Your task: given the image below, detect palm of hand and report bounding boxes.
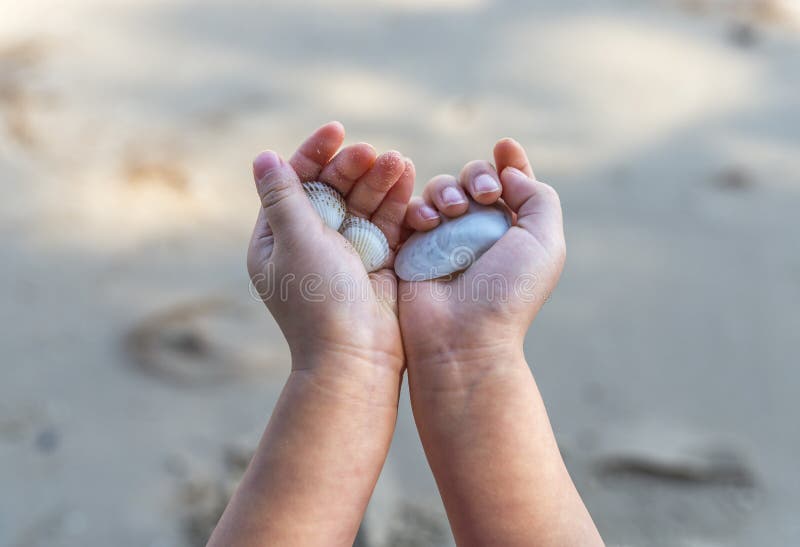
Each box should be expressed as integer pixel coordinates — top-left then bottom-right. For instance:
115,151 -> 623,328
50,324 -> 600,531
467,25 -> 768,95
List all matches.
248,123 -> 413,371
264,229 -> 403,366
397,139 -> 565,369
398,225 -> 562,362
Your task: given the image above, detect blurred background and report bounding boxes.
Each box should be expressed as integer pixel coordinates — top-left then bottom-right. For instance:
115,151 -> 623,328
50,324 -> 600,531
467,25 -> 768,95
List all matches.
1,0 -> 799,545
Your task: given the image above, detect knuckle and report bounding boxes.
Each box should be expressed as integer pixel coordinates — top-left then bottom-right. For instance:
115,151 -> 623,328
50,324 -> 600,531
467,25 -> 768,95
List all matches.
330,160 -> 350,183
461,159 -> 494,178
423,175 -> 454,197
375,207 -> 404,227
464,159 -> 492,171
430,174 -> 456,187
260,178 -> 295,209
405,203 -> 425,224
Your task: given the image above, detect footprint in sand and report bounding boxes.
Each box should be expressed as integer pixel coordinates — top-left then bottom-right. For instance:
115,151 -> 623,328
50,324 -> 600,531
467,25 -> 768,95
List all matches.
124,297 -> 288,386
677,0 -> 800,27
713,166 -> 756,191
176,439 -> 447,547
383,501 -> 449,547
590,425 -> 759,544
179,449 -> 244,547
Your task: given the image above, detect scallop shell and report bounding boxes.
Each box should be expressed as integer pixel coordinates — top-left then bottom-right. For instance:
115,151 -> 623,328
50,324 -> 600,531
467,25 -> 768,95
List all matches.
339,215 -> 390,273
395,201 -> 511,281
302,181 -> 346,231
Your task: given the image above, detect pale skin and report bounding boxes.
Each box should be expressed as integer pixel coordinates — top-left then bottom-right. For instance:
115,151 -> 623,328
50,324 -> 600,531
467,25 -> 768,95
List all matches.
401,144 -> 603,546
207,122 -> 603,546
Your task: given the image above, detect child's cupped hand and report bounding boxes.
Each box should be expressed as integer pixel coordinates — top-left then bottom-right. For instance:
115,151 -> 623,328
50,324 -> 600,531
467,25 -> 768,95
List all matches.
248,124 -> 566,389
398,138 -> 566,390
247,122 -> 414,375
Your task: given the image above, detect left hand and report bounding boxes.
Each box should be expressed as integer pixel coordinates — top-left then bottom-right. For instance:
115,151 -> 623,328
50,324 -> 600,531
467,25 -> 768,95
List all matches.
398,138 -> 566,388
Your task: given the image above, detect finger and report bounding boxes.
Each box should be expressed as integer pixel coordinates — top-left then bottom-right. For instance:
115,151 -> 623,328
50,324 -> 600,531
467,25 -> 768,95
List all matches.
458,159 -> 503,205
317,142 -> 377,195
404,196 -> 441,232
288,121 -> 346,182
253,150 -> 321,245
346,150 -> 406,217
493,137 -> 534,179
422,174 -> 468,217
500,166 -> 564,253
460,168 -> 564,301
371,158 -> 415,250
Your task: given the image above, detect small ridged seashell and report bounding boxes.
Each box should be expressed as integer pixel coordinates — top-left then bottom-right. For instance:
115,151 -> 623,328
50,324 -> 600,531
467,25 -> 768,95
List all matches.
395,201 -> 511,281
339,215 -> 390,273
302,181 -> 346,231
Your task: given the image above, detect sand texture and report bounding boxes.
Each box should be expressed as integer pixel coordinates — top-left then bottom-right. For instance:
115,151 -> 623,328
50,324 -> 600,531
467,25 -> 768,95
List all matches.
1,1 -> 799,545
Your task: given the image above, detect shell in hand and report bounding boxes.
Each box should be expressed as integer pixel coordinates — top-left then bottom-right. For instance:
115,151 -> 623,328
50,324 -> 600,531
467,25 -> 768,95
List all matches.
303,181 -> 346,231
395,202 -> 511,281
339,215 -> 391,273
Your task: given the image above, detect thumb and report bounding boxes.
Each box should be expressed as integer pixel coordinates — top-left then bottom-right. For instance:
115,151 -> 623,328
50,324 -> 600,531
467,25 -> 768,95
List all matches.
499,166 -> 565,255
252,150 -> 319,244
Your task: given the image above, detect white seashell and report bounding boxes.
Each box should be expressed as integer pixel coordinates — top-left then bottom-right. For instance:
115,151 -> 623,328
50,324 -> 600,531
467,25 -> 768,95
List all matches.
302,181 -> 346,231
395,201 -> 511,281
339,215 -> 390,273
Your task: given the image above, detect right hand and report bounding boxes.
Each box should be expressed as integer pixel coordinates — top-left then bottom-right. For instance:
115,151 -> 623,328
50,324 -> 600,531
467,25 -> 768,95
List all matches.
247,122 -> 414,376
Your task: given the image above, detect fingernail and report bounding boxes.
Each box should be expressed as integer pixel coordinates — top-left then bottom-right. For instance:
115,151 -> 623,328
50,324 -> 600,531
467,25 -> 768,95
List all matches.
473,173 -> 501,195
441,186 -> 466,206
419,205 -> 439,221
253,151 -> 281,181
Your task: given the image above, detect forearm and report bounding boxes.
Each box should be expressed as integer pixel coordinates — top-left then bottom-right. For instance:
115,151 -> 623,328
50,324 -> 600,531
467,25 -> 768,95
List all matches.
408,353 -> 602,547
209,356 -> 401,547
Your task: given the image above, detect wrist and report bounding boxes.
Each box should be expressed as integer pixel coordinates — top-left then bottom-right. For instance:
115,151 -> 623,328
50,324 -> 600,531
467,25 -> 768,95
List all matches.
288,328 -> 404,373
406,342 -> 528,398
289,348 -> 404,408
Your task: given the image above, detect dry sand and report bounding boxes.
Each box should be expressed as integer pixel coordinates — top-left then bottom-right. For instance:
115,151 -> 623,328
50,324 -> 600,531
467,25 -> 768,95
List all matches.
1,0 -> 799,545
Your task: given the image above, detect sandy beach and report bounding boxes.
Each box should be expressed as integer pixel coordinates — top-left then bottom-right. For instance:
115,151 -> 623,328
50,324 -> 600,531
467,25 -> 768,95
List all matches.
1,1 -> 799,545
